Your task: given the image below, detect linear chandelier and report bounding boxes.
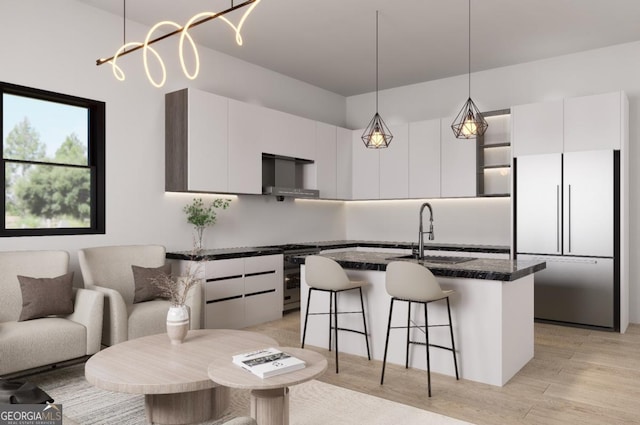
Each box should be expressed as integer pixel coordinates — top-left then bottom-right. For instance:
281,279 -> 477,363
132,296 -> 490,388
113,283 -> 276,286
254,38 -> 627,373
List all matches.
96,0 -> 261,88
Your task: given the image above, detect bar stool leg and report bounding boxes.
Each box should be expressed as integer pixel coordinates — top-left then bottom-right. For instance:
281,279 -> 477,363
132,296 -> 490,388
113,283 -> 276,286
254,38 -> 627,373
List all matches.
380,297 -> 395,385
333,291 -> 339,373
301,287 -> 313,349
424,302 -> 432,397
446,297 -> 459,380
358,287 -> 371,360
328,289 -> 333,353
405,301 -> 411,368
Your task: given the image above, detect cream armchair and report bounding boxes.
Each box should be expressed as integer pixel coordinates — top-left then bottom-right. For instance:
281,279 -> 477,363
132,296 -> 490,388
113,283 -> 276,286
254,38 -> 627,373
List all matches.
0,250 -> 104,376
78,245 -> 202,346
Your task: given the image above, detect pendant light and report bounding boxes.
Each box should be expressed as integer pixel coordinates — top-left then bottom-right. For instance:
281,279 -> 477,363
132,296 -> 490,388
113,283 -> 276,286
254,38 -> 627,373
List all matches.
361,10 -> 393,149
451,0 -> 488,139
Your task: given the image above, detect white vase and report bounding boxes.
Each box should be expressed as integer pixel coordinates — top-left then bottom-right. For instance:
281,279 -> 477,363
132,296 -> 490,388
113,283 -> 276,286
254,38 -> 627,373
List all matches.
166,305 -> 190,345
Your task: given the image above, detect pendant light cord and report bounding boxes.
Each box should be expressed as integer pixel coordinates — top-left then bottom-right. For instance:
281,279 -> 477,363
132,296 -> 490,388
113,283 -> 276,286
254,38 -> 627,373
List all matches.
123,0 -> 126,49
468,0 -> 471,98
376,10 -> 379,113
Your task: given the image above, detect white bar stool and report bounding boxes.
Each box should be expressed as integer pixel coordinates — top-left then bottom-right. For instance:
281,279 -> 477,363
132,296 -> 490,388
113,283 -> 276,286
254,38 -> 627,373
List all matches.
380,261 -> 459,397
301,255 -> 371,373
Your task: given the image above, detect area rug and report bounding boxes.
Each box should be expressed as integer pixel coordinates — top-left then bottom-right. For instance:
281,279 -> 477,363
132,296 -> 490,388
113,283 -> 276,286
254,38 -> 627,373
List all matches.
29,364 -> 473,425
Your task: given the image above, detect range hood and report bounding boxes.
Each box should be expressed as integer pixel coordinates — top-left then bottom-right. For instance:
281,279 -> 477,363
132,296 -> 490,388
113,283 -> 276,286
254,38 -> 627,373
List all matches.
262,153 -> 319,200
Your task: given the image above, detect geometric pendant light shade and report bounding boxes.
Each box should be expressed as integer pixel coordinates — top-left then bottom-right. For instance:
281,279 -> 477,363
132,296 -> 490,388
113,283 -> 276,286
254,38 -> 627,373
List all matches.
362,10 -> 393,148
451,97 -> 488,139
362,112 -> 393,148
451,0 -> 488,139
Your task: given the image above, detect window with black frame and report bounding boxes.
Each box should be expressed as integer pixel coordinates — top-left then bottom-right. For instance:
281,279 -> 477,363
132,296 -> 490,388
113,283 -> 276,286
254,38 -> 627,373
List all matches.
0,82 -> 105,236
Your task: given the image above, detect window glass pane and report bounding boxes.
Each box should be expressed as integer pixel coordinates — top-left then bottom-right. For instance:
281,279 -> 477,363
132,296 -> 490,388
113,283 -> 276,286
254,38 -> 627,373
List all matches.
5,162 -> 91,229
2,93 -> 88,166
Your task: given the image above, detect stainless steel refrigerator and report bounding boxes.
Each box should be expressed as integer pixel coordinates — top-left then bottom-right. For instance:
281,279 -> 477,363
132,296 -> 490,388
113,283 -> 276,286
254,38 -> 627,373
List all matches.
515,150 -> 619,329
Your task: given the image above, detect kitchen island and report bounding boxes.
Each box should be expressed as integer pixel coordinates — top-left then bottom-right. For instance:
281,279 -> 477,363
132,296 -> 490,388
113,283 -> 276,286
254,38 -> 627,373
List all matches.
291,251 -> 546,387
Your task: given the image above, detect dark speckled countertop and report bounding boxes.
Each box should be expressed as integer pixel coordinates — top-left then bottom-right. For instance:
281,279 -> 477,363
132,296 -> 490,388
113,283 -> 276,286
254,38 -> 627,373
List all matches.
288,251 -> 546,282
166,240 -> 510,261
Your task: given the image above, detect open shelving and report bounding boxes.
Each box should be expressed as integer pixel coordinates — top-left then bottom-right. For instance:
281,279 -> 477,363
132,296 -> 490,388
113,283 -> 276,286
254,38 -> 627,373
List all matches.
477,109 -> 511,197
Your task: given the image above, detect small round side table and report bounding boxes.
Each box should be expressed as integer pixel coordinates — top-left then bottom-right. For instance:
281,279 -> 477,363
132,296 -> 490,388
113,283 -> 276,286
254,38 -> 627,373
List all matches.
208,347 -> 328,425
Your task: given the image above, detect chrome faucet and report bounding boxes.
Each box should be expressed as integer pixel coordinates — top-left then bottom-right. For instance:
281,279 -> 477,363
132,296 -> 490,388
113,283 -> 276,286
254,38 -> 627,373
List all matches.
418,202 -> 434,260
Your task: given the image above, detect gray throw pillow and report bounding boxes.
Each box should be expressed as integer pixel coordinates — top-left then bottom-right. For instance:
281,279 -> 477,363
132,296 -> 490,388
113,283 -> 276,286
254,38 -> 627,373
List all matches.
17,272 -> 75,321
132,263 -> 172,303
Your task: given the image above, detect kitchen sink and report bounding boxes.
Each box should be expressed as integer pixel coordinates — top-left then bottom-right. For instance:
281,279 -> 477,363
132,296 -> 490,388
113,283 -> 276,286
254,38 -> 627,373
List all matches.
387,254 -> 476,264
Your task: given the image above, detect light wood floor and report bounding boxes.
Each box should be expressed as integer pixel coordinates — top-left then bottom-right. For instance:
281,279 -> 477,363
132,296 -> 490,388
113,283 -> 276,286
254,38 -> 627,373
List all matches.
246,311 -> 640,425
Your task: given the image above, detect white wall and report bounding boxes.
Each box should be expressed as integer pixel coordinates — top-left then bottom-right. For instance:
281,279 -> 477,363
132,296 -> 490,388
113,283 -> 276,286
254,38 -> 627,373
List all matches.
0,1 -> 346,277
346,41 -> 640,323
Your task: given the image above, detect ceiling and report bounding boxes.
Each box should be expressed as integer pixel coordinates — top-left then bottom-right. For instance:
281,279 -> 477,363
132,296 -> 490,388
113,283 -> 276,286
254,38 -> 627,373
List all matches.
79,0 -> 640,97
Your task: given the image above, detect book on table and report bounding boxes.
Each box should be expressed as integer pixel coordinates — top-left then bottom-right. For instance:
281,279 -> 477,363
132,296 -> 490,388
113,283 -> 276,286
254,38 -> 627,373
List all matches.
232,347 -> 306,378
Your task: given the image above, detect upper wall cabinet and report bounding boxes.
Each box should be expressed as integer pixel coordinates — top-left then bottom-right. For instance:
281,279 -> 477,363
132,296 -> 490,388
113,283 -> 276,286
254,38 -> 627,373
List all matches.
350,124 -> 409,200
511,100 -> 563,156
228,99 -> 316,195
440,118 -> 476,198
167,88 -> 320,196
228,99 -> 263,194
336,127 -> 353,200
351,130 -> 380,200
564,92 -> 624,152
408,119 -> 441,198
165,88 -> 229,193
261,106 -> 315,160
379,124 -> 409,199
512,91 -> 627,156
314,122 -> 338,199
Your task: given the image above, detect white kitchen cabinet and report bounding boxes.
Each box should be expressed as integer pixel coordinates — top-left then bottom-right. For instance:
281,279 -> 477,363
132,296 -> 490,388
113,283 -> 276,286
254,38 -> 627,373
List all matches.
203,258 -> 245,329
199,254 -> 283,329
351,130 -> 380,200
165,88 -> 229,193
227,99 -> 262,194
314,122 -> 337,199
286,113 -> 316,160
244,255 -> 282,327
440,118 -> 476,197
408,118 -> 441,198
379,124 -> 409,199
564,92 -> 623,152
262,107 -> 315,160
336,127 -> 353,199
511,100 -> 563,156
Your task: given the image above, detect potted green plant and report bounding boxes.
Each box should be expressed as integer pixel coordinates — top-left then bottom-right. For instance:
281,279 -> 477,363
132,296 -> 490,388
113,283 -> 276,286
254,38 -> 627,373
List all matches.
183,197 -> 231,250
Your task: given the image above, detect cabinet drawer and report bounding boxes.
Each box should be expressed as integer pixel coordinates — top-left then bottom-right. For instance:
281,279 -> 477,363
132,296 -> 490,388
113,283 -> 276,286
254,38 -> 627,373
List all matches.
205,258 -> 244,280
245,291 -> 281,328
245,273 -> 278,296
205,297 -> 244,329
244,254 -> 282,274
204,277 -> 243,301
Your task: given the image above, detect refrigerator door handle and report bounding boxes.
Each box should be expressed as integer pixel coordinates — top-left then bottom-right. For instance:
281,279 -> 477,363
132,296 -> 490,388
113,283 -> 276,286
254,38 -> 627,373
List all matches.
567,184 -> 572,253
556,185 -> 560,253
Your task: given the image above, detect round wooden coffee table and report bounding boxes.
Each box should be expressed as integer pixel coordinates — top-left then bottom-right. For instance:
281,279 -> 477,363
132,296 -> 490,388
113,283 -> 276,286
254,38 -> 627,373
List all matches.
85,329 -> 278,425
208,347 -> 327,425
